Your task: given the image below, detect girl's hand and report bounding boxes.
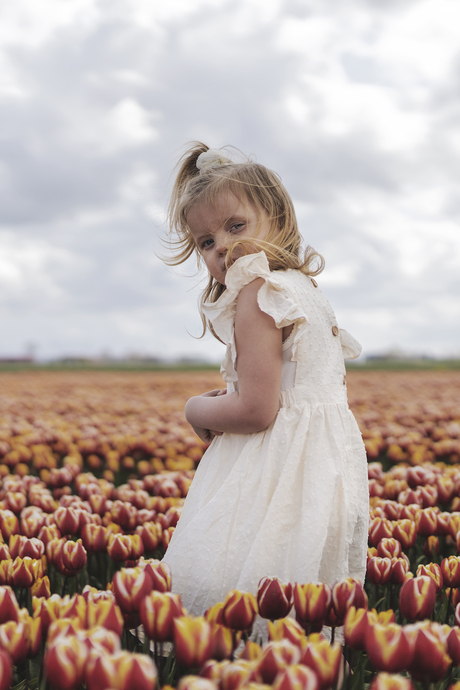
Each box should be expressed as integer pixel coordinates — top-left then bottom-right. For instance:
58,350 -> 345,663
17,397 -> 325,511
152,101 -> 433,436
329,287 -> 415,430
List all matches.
186,390 -> 226,442
200,389 -> 227,397
190,424 -> 223,443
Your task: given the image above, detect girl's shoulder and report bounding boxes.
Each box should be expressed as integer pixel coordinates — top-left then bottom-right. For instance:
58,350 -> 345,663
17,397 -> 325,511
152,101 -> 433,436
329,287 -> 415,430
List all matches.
225,252 -> 312,294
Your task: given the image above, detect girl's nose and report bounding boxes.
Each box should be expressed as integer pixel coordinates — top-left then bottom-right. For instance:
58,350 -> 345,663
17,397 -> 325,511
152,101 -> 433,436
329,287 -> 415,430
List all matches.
214,232 -> 228,255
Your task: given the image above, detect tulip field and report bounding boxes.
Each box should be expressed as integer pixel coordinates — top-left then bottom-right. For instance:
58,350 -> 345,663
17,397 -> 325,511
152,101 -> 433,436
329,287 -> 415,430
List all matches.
0,369 -> 460,690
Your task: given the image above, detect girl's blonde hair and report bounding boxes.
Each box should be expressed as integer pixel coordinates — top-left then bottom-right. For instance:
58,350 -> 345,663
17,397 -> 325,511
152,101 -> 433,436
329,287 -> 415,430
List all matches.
166,142 -> 324,339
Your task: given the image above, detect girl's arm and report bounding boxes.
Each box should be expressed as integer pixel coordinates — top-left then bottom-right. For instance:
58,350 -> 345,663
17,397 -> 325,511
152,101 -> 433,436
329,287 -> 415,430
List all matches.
185,278 -> 283,435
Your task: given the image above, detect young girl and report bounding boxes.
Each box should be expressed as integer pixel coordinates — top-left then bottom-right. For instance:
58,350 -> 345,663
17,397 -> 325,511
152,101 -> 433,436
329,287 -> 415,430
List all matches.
163,143 -> 369,620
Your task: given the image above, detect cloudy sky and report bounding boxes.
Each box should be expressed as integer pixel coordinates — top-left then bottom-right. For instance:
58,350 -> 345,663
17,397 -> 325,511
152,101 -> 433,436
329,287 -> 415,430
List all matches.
1,0 -> 459,362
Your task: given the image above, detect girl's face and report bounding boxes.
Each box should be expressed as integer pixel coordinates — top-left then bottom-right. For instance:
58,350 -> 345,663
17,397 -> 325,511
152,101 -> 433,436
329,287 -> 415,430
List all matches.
187,191 -> 270,285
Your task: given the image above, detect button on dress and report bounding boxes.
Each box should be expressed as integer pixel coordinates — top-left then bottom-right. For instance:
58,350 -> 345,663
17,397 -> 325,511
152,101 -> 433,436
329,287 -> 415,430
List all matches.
163,251 -> 369,617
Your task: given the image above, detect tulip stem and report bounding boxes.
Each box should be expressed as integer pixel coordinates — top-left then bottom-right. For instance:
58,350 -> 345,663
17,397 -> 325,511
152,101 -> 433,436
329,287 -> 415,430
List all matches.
446,586 -> 453,624
159,642 -> 164,682
27,586 -> 32,616
88,551 -> 92,585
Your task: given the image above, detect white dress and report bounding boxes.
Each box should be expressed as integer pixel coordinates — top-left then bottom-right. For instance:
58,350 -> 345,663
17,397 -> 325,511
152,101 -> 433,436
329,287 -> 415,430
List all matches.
164,252 -> 369,616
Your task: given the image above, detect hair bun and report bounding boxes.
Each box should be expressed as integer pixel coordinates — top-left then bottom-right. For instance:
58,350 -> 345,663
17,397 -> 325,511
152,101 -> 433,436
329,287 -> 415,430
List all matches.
196,149 -> 233,172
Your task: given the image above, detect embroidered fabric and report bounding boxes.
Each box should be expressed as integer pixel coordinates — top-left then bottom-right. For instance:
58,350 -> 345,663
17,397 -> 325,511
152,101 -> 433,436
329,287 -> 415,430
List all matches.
163,252 -> 369,631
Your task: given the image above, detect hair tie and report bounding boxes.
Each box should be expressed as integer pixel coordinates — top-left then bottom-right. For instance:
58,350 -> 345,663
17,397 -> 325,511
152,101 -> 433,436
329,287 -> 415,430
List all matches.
196,149 -> 233,172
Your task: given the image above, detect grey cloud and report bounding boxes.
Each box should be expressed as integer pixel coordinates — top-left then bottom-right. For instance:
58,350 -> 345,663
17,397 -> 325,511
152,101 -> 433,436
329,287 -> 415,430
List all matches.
0,0 -> 459,359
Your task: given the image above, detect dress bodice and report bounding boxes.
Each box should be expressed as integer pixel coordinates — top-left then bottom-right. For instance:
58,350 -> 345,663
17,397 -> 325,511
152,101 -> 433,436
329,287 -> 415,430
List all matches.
201,252 -> 361,403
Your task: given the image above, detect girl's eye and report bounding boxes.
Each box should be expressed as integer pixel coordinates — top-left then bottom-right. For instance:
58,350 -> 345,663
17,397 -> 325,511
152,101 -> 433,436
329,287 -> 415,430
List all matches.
230,223 -> 244,231
201,238 -> 214,249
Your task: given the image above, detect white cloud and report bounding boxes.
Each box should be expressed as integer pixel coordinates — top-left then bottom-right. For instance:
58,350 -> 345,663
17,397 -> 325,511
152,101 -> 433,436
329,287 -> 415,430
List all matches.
0,0 -> 99,48
0,233 -> 75,301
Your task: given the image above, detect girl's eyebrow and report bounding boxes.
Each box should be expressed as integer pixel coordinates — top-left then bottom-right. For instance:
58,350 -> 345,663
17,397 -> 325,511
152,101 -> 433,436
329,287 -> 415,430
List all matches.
194,232 -> 211,245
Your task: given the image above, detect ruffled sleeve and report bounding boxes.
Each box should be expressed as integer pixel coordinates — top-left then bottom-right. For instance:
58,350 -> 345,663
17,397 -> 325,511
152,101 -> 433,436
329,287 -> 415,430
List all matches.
202,252 -> 308,344
202,252 -> 308,386
339,328 -> 362,360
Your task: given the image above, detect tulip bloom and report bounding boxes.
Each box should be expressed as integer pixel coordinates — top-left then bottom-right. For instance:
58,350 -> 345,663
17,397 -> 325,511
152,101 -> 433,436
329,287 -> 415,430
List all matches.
331,578 -> 367,626
21,510 -> 46,538
447,627 -> 460,666
449,513 -> 460,539
10,556 -> 37,588
257,577 -> 293,620
18,537 -> 45,560
200,660 -> 232,684
54,506 -> 80,536
140,558 -> 172,592
377,538 -> 402,559
47,619 -> 82,645
222,590 -> 258,632
407,621 -> 452,682
162,526 -> 175,550
45,635 -> 89,690
81,524 -> 108,553
62,540 -> 87,573
367,557 -> 392,585
112,568 -> 153,615
61,594 -> 87,626
180,676 -> 219,690
267,617 -> 306,647
344,606 -> 370,651
220,659 -> 261,690
272,664 -> 319,690
21,613 -> 42,657
174,616 -> 213,668
366,623 -> 413,673
128,533 -> 145,560
441,556 -> 460,588
86,599 -> 124,637
415,507 -> 438,537
38,524 -> 62,546
416,563 -> 443,592
435,511 -> 451,536
80,627 -> 121,656
204,601 -> 225,625
254,639 -> 300,683
46,538 -> 67,567
239,640 -> 263,661
424,536 -> 440,560
9,534 -> 28,559
0,621 -> 28,663
140,591 -> 185,642
34,593 -> 69,634
369,518 -> 393,547
137,522 -> 162,551
294,583 -> 331,633
0,586 -> 19,624
209,623 -> 234,661
390,557 -> 410,585
399,576 -> 437,622
0,510 -> 19,540
0,561 -> 12,587
300,638 -> 342,689
31,576 -> 51,599
110,500 -> 138,531
107,534 -> 132,562
392,520 -> 417,549
0,648 -> 12,690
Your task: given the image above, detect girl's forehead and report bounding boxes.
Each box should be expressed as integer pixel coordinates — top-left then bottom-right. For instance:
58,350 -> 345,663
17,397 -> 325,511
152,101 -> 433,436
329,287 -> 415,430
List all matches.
189,190 -> 250,219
